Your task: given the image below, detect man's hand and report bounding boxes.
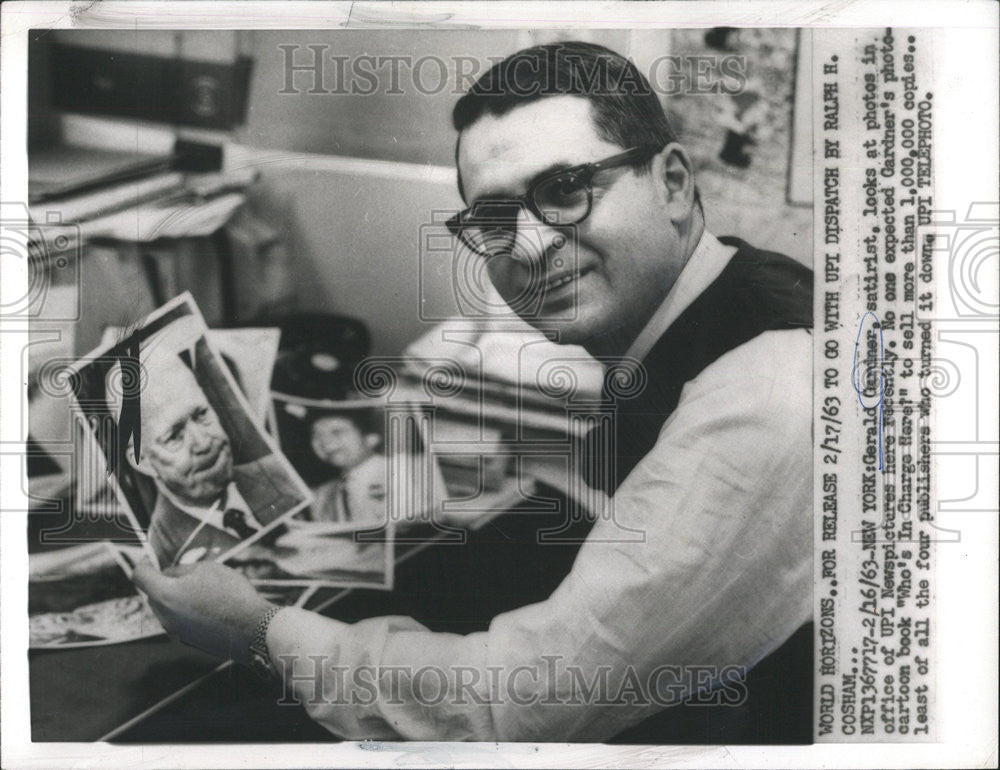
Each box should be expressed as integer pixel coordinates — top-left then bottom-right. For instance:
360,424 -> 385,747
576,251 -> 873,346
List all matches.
133,559 -> 274,665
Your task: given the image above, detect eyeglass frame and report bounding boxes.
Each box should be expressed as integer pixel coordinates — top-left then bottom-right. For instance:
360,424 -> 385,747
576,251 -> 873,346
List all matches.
446,143 -> 665,257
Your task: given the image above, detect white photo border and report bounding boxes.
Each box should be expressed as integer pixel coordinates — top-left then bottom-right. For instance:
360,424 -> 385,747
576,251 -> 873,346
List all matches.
1,3 -> 996,769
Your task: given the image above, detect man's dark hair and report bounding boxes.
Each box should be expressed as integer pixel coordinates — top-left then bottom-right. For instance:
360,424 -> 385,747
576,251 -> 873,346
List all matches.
452,41 -> 679,197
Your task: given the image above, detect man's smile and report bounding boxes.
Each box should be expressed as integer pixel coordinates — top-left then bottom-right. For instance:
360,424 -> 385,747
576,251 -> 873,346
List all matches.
533,265 -> 594,306
543,269 -> 581,292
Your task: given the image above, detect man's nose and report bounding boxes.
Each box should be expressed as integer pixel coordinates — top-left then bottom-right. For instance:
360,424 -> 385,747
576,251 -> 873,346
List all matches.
506,206 -> 567,265
187,420 -> 215,452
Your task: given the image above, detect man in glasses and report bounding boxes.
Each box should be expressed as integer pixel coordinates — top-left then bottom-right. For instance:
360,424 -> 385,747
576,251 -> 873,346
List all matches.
136,41 -> 813,743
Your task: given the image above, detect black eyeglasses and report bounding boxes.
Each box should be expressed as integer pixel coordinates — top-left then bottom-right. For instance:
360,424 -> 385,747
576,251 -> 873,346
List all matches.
446,145 -> 662,259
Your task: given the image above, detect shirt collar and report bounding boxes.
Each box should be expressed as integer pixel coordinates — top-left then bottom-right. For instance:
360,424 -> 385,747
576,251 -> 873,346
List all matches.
165,480 -> 261,533
624,230 -> 738,363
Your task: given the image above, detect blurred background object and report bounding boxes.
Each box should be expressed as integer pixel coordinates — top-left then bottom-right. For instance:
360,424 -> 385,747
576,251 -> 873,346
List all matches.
264,313 -> 371,400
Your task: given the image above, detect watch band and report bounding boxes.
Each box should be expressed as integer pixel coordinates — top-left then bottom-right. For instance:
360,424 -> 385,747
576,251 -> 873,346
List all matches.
248,605 -> 282,679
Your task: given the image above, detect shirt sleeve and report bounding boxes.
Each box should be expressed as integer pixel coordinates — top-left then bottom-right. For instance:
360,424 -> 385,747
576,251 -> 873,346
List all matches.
266,329 -> 814,742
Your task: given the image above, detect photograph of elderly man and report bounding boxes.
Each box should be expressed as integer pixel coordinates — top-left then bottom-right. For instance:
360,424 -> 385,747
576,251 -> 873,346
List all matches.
75,299 -> 310,569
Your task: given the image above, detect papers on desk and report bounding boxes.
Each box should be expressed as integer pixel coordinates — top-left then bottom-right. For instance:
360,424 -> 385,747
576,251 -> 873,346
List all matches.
77,191 -> 247,242
404,318 -> 605,398
29,171 -> 184,224
29,543 -> 317,650
28,145 -> 175,203
27,164 -> 256,245
402,318 -> 605,437
29,543 -> 164,649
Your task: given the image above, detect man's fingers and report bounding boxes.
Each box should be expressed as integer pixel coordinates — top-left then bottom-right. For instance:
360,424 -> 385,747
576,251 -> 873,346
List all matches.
132,557 -> 168,595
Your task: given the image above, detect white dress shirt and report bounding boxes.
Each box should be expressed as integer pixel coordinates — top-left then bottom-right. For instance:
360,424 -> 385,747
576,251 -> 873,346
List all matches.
266,231 -> 813,741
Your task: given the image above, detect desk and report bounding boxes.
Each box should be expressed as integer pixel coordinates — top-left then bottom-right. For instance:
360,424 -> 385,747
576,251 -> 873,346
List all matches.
29,487 -> 590,742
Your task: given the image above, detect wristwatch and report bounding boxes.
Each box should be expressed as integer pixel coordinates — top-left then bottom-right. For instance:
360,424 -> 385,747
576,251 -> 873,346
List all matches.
248,605 -> 282,681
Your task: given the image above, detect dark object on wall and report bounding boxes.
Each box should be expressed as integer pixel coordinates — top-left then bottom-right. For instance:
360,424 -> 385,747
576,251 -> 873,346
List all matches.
244,314 -> 372,401
704,27 -> 739,52
48,43 -> 253,129
719,89 -> 764,169
719,129 -> 756,168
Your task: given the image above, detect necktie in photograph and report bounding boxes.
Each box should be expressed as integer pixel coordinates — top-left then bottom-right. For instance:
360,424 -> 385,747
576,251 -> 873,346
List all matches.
338,483 -> 353,522
223,508 -> 258,539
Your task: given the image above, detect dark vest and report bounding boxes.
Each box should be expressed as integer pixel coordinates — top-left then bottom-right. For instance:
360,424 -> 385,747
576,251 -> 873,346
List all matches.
585,236 -> 813,494
600,237 -> 815,743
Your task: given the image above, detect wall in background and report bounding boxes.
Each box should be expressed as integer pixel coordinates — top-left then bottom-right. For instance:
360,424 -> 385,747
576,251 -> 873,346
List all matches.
669,27 -> 811,262
238,157 -> 463,356
239,29 -> 646,166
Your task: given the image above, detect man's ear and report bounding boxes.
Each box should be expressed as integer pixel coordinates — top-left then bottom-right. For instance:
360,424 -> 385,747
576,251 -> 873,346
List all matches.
364,434 -> 382,453
652,142 -> 697,224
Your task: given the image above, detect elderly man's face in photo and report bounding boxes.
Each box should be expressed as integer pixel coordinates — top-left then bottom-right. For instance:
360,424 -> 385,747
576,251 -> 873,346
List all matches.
138,360 -> 233,506
310,415 -> 377,472
458,95 -> 685,347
